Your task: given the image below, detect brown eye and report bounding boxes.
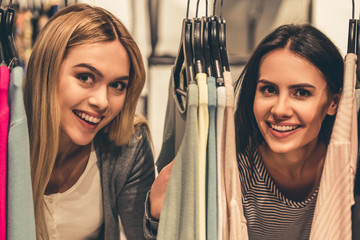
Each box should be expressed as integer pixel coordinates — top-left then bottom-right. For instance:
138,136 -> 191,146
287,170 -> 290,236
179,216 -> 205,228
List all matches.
77,73 -> 95,84
109,81 -> 127,91
260,85 -> 277,95
294,88 -> 312,98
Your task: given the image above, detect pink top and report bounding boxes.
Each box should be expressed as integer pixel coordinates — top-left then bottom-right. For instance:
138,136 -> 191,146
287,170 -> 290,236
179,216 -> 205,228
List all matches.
222,71 -> 248,240
0,65 -> 9,240
310,54 -> 358,239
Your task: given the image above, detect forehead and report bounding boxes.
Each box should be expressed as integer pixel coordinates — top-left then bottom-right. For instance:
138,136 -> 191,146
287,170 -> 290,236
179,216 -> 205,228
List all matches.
62,41 -> 130,76
258,48 -> 327,88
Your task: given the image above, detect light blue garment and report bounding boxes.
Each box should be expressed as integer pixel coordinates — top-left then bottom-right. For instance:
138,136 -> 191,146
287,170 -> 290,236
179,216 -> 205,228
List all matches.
7,66 -> 36,240
157,83 -> 199,240
206,76 -> 217,240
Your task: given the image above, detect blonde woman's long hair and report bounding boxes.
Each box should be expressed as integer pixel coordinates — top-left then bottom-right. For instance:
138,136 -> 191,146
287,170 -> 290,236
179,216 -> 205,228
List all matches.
23,4 -> 147,239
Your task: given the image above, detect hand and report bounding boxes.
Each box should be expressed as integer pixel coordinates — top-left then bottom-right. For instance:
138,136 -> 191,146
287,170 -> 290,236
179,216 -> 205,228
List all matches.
149,159 -> 175,220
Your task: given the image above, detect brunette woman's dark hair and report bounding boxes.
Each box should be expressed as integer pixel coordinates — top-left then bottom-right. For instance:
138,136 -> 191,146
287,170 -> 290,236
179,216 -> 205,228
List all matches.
234,24 -> 343,161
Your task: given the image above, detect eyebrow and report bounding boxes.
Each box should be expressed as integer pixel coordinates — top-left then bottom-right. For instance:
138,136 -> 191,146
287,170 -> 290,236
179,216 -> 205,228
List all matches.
257,79 -> 316,89
73,63 -> 130,81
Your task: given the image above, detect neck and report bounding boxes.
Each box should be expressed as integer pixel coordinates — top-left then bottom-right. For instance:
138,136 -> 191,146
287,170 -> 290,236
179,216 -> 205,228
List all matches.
259,139 -> 326,177
45,132 -> 91,195
259,140 -> 326,201
56,131 -> 91,167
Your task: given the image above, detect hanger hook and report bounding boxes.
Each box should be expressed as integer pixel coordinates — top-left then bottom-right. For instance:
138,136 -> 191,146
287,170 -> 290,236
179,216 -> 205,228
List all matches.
213,0 -> 217,16
352,0 -> 355,19
196,0 -> 200,18
206,0 -> 208,17
9,0 -> 13,7
186,0 -> 191,19
220,0 -> 223,18
196,0 -> 208,18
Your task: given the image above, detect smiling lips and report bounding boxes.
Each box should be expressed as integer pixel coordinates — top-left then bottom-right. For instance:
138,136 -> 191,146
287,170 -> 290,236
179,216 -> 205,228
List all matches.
267,122 -> 300,137
269,123 -> 299,132
73,110 -> 102,125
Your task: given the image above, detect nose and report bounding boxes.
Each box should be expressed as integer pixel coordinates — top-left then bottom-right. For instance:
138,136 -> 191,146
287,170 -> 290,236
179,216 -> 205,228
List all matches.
88,86 -> 108,113
270,94 -> 292,119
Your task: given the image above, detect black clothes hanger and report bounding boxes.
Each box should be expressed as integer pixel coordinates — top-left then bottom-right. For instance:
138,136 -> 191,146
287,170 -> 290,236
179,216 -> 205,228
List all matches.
218,0 -> 230,72
347,19 -> 358,54
203,15 -> 213,77
347,0 -> 360,87
210,16 -> 223,85
201,0 -> 213,77
173,0 -> 195,105
3,0 -> 19,68
209,0 -> 224,86
193,0 -> 204,75
348,0 -> 360,88
348,0 -> 358,54
0,0 -> 6,65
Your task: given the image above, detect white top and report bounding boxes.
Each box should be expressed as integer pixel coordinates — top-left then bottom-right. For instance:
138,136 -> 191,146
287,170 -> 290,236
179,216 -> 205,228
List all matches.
44,144 -> 103,240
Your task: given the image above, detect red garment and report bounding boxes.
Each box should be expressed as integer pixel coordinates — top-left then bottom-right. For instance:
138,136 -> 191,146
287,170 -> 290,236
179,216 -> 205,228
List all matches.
0,65 -> 10,240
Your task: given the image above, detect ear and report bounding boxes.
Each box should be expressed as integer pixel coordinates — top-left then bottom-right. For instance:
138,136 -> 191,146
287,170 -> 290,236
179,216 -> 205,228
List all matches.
326,92 -> 341,116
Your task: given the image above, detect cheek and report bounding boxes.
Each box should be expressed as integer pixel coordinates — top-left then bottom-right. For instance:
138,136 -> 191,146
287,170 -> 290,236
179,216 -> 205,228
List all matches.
295,98 -> 330,124
253,95 -> 268,123
109,93 -> 127,118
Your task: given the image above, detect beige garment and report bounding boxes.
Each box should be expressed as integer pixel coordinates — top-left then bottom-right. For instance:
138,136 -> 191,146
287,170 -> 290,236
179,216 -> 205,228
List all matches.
222,71 -> 248,240
310,53 -> 358,239
197,73 -> 209,240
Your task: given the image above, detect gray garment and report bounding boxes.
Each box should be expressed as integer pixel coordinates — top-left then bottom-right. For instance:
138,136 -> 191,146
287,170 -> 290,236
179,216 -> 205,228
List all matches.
7,66 -> 36,240
156,67 -> 186,172
94,125 -> 155,240
157,83 -> 199,240
151,84 -> 198,240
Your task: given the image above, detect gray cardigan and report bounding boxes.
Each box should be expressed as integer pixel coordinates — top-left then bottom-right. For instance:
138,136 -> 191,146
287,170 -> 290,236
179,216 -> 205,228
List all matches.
94,125 -> 155,240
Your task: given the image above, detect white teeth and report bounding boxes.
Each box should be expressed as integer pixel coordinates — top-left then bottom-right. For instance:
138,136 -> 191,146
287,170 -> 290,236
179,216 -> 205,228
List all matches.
92,118 -> 100,123
75,111 -> 101,124
270,124 -> 297,132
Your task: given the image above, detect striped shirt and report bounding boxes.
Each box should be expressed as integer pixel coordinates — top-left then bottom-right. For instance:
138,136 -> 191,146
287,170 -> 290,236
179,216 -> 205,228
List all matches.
238,151 -> 318,240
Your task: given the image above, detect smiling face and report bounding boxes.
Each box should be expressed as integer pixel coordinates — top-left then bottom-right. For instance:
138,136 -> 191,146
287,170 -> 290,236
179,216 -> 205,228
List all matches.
58,40 -> 130,146
253,48 -> 338,154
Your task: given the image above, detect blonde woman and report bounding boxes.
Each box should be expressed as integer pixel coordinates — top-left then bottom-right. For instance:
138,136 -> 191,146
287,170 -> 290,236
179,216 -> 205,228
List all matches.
23,4 -> 155,240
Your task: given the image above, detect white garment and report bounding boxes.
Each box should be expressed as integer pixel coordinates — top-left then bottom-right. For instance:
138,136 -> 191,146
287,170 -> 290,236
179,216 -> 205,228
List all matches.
216,84 -> 226,240
44,145 -> 103,240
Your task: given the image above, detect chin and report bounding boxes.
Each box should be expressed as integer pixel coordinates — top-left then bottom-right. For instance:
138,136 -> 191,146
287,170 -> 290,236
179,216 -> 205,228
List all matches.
69,134 -> 95,146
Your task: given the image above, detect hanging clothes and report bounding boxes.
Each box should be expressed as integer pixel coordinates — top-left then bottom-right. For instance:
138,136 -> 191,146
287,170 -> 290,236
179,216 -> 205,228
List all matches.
310,53 -> 358,239
7,66 -> 36,240
0,64 -> 9,240
156,68 -> 186,172
222,71 -> 248,240
206,76 -> 217,240
157,76 -> 199,239
353,110 -> 360,240
216,81 -> 226,240
197,72 -> 208,240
